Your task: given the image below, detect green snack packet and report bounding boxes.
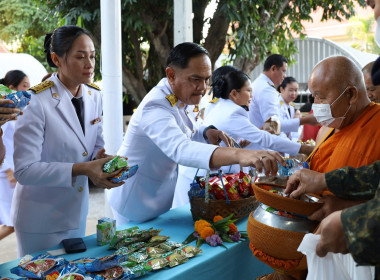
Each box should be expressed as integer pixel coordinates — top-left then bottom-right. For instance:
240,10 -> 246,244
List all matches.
129,264 -> 152,278
162,252 -> 188,268
175,244 -> 202,258
147,235 -> 170,247
103,156 -> 120,173
142,247 -> 167,258
158,240 -> 183,251
108,226 -> 139,249
128,252 -> 149,263
120,260 -> 138,268
116,157 -> 128,169
144,257 -> 169,270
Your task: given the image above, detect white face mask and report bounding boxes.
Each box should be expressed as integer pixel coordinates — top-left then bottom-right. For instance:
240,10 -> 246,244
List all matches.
375,17 -> 380,48
312,86 -> 351,128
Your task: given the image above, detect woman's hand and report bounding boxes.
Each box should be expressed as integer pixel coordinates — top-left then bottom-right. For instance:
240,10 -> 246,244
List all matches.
284,169 -> 326,198
0,99 -> 20,126
238,150 -> 285,176
5,168 -> 17,186
73,157 -> 125,189
206,129 -> 234,147
238,139 -> 251,148
95,148 -> 111,160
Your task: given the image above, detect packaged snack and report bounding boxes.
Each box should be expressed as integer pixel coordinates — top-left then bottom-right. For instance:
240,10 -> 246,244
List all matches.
0,85 -> 31,113
174,245 -> 202,258
128,252 -> 148,264
146,235 -> 170,247
103,156 -> 127,173
128,264 -> 152,278
141,247 -> 167,258
71,255 -> 126,273
158,240 -> 183,251
93,266 -> 134,280
57,264 -> 94,280
119,261 -> 138,268
143,257 -> 169,270
108,228 -> 161,250
110,165 -> 139,183
97,218 -> 116,246
162,252 -> 188,268
11,254 -> 68,279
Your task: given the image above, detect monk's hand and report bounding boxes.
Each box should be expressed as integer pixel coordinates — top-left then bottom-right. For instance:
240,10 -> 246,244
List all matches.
308,196 -> 365,221
285,169 -> 326,198
315,210 -> 349,257
238,150 -> 285,176
206,129 -> 234,147
0,99 -> 20,126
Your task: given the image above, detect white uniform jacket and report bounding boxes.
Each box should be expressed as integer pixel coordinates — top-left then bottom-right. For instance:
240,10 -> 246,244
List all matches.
249,73 -> 299,133
204,99 -> 300,156
107,78 -> 217,222
11,73 -> 104,233
279,96 -> 296,140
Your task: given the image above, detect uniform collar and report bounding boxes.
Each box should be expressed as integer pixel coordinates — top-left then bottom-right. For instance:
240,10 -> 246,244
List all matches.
261,73 -> 276,88
51,73 -> 83,100
163,78 -> 187,109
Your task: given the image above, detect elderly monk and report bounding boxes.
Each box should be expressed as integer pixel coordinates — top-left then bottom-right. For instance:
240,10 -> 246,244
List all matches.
362,61 -> 380,103
305,56 -> 380,221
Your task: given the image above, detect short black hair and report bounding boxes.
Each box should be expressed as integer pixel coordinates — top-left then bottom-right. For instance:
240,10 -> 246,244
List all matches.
263,54 -> 288,71
277,76 -> 297,92
166,42 -> 209,69
44,25 -> 93,68
213,71 -> 250,99
0,70 -> 27,88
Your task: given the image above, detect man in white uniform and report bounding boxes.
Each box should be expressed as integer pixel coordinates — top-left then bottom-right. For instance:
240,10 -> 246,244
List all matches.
249,54 -> 318,147
107,43 -> 283,225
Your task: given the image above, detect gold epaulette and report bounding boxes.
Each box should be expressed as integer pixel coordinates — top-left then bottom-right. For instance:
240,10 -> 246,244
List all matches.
209,98 -> 219,104
87,83 -> 101,91
290,102 -> 295,107
166,94 -> 178,107
29,80 -> 54,94
280,100 -> 284,106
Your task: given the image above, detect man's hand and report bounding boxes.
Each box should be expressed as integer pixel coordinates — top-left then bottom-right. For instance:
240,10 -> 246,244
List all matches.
308,196 -> 365,221
238,139 -> 251,148
315,210 -> 349,257
0,99 -> 21,126
238,150 -> 285,176
285,169 -> 326,198
300,113 -> 319,126
206,129 -> 234,147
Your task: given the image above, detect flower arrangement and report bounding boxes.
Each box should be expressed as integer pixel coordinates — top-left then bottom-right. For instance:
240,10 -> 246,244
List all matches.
183,214 -> 248,248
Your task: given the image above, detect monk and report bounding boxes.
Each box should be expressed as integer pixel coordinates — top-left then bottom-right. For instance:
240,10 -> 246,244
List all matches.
306,56 -> 380,220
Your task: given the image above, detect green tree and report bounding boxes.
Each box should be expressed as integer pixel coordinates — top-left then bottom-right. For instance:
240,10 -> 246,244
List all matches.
0,0 -> 59,72
2,0 -> 368,103
346,15 -> 380,53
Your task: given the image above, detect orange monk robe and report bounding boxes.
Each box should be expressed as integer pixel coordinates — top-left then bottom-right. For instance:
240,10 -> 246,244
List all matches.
308,103 -> 380,173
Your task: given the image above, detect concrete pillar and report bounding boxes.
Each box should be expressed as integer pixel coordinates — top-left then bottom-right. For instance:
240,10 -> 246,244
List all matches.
174,0 -> 193,46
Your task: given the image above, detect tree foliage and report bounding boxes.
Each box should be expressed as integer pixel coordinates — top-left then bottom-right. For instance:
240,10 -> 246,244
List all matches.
0,0 -> 59,72
1,0 -> 368,103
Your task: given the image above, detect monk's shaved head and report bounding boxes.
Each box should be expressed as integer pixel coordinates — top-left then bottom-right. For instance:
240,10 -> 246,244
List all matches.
308,56 -> 370,130
309,56 -> 366,97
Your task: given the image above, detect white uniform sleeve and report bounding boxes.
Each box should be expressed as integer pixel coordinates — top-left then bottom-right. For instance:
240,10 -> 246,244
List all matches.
90,94 -> 105,159
229,110 -> 301,156
13,96 -> 74,187
260,88 -> 300,133
141,102 -> 218,169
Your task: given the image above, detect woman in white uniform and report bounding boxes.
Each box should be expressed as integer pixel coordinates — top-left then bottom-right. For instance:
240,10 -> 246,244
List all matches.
0,70 -> 30,240
11,26 -> 123,256
108,43 -> 284,225
277,77 -> 301,141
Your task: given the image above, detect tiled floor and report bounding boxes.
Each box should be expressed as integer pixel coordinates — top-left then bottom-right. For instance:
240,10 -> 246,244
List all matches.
0,187 -> 107,264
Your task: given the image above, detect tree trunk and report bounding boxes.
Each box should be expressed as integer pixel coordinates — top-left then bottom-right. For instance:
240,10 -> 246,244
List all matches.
193,0 -> 209,44
203,0 -> 230,69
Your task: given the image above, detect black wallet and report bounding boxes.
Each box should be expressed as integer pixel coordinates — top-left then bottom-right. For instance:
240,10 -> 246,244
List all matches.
62,238 -> 87,253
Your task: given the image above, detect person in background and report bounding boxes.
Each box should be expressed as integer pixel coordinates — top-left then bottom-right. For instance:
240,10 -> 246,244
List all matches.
299,93 -> 321,142
108,42 -> 284,225
277,76 -> 301,141
362,61 -> 380,103
285,162 -> 380,279
11,25 -> 124,256
249,54 -> 318,135
0,70 -> 30,240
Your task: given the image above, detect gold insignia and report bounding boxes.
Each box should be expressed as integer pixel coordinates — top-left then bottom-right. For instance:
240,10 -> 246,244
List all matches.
88,90 -> 92,96
290,102 -> 295,107
280,100 -> 284,106
29,80 -> 54,94
52,93 -> 59,99
87,83 -> 101,91
91,117 -> 102,125
209,98 -> 219,104
166,94 -> 178,107
267,82 -> 276,89
193,105 -> 199,112
82,151 -> 88,157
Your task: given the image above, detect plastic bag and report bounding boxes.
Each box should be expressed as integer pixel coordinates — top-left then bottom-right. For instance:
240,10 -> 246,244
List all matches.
297,234 -> 375,280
